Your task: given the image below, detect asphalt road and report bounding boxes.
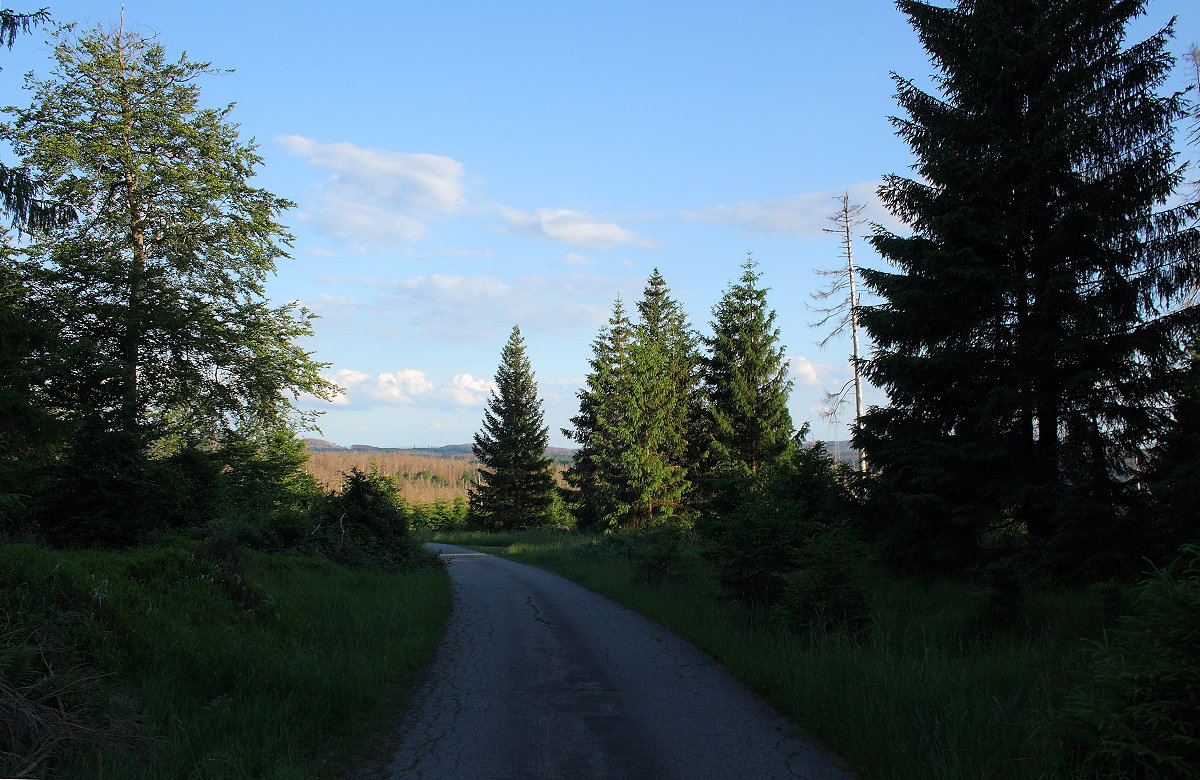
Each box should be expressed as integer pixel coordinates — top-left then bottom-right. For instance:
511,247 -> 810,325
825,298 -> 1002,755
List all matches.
367,543 -> 855,779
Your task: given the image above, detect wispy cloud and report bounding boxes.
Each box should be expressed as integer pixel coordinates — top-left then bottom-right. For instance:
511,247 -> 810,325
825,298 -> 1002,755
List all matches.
563,252 -> 597,266
278,135 -> 469,248
374,272 -> 632,342
498,207 -> 658,250
314,367 -> 500,409
683,182 -> 903,238
787,355 -> 843,387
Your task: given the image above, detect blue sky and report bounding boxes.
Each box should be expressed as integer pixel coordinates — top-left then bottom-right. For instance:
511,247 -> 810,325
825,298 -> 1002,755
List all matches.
4,1 -> 1198,447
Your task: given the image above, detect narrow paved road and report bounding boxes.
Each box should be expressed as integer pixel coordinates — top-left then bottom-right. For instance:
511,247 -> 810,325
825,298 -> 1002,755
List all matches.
367,544 -> 855,779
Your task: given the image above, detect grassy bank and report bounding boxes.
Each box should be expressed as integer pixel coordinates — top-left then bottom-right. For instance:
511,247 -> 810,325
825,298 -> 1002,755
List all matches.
1,540 -> 451,778
430,529 -> 1114,780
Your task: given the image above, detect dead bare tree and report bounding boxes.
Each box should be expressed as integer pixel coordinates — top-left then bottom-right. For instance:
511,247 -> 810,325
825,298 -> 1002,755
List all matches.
810,192 -> 868,471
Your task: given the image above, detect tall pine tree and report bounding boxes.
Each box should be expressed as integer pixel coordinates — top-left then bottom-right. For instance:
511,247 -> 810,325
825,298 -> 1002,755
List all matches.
564,272 -> 699,530
3,22 -> 334,444
470,325 -> 556,530
858,0 -> 1200,573
622,270 -> 700,526
563,298 -> 636,531
699,256 -> 794,518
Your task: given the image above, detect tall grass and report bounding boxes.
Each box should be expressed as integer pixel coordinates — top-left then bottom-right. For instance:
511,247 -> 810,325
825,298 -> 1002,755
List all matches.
1,541 -> 450,778
441,530 -> 1112,780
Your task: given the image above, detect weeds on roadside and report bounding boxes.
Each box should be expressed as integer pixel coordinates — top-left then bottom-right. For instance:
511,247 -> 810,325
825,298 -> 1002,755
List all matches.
0,540 -> 450,778
451,528 -> 1127,780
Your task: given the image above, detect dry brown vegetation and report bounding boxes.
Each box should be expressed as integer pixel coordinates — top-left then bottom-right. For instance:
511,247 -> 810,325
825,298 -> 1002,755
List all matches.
303,450 -> 569,505
303,450 -> 478,504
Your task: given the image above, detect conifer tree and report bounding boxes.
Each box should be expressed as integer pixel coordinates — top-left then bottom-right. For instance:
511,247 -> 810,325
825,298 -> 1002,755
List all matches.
563,298 -> 636,531
3,22 -> 335,444
470,325 -> 556,530
699,256 -> 794,517
564,272 -> 699,530
858,0 -> 1200,572
0,8 -> 71,231
635,269 -> 701,475
621,270 -> 700,526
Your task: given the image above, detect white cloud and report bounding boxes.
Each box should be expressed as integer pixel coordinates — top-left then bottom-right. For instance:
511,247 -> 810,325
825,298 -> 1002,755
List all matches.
445,373 -> 498,406
278,135 -> 468,248
370,370 -> 436,402
787,356 -> 842,386
499,207 -> 658,250
540,376 -> 584,405
684,181 -> 904,238
328,368 -> 372,388
315,193 -> 430,244
320,368 -> 435,405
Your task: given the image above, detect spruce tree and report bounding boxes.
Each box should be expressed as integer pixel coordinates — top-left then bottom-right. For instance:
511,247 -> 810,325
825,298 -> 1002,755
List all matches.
3,22 -> 335,443
858,0 -> 1200,573
0,8 -> 71,231
470,325 -> 556,530
699,256 -> 794,517
622,270 -> 700,526
563,297 -> 636,531
564,272 -> 699,531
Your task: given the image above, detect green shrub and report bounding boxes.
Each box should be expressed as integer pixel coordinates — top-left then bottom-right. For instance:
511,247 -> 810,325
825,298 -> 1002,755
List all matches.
312,467 -> 436,570
1064,545 -> 1200,778
626,527 -> 696,585
772,525 -> 872,633
702,439 -> 853,605
0,540 -> 451,778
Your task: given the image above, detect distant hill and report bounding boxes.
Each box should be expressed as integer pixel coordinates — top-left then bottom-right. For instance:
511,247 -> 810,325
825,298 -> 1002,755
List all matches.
816,440 -> 861,469
303,439 -> 575,465
305,438 -> 854,467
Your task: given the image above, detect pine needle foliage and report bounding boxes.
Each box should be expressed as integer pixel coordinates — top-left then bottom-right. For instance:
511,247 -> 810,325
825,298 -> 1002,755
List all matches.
699,256 -> 794,517
3,23 -> 336,445
563,298 -> 637,531
0,7 -> 72,232
564,272 -> 700,531
622,270 -> 700,527
470,325 -> 556,530
857,0 -> 1200,574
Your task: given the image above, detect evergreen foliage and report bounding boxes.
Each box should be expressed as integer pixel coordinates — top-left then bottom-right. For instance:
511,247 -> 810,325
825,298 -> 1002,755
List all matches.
699,256 -> 794,517
0,23 -> 336,547
564,298 -> 636,531
311,467 -> 425,569
1064,545 -> 1200,778
703,430 -> 854,607
857,0 -> 1200,574
1143,353 -> 1200,557
564,272 -> 699,531
621,270 -> 700,526
470,325 -> 556,530
0,7 -> 72,232
2,23 -> 336,446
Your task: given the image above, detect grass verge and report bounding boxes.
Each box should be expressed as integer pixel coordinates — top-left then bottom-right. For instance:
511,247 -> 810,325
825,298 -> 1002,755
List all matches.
431,529 -> 1114,780
1,539 -> 450,779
